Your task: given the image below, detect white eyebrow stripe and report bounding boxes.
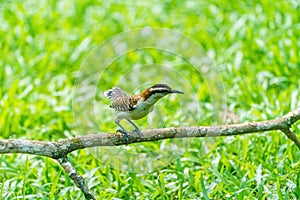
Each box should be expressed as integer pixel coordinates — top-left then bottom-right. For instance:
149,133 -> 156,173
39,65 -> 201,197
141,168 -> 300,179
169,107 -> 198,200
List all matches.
149,87 -> 168,92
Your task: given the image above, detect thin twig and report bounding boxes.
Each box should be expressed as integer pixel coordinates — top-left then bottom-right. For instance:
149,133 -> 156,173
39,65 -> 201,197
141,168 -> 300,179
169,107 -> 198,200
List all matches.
57,157 -> 96,200
281,128 -> 300,149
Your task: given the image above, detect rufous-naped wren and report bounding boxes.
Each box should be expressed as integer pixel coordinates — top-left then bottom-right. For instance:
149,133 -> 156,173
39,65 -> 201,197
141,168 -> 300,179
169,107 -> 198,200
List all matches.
104,84 -> 184,142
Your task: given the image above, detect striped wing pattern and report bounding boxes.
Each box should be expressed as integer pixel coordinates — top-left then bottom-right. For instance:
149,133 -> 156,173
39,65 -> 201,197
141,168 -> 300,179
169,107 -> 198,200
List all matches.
110,96 -> 139,112
104,87 -> 140,112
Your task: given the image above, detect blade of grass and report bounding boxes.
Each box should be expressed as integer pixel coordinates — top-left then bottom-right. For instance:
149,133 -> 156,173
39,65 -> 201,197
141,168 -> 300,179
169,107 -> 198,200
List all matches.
200,173 -> 209,200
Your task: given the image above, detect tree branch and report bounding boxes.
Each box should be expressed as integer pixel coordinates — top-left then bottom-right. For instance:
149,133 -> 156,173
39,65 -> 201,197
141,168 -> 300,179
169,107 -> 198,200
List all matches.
57,157 -> 96,200
281,128 -> 300,148
1,107 -> 299,156
0,107 -> 299,199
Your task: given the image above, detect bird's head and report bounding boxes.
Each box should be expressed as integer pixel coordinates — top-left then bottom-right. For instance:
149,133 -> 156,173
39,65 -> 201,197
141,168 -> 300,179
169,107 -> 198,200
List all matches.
141,83 -> 184,100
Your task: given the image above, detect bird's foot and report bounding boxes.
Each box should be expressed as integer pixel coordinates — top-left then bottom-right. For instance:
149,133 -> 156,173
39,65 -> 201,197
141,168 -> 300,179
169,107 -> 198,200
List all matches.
116,129 -> 130,144
134,128 -> 143,139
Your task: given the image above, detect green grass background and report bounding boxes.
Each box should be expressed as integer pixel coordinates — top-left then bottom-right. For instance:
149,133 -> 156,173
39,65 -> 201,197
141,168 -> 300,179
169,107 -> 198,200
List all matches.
0,0 -> 300,199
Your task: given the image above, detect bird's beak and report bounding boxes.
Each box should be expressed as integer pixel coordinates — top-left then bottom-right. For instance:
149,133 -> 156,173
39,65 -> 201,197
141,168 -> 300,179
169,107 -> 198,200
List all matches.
171,89 -> 184,94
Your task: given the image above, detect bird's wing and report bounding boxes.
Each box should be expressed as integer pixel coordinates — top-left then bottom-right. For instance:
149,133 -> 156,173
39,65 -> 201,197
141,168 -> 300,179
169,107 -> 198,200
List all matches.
110,96 -> 138,112
103,87 -> 127,100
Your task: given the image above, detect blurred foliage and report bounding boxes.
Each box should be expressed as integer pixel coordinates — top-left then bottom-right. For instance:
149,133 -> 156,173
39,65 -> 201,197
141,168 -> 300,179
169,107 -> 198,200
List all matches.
0,0 -> 300,199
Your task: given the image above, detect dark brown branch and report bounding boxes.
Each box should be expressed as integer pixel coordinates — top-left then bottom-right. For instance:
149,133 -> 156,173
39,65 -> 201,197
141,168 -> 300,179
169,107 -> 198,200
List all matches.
0,107 -> 299,199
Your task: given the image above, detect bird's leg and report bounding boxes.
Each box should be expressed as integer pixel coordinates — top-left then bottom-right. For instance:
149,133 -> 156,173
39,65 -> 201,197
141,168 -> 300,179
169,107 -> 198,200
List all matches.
115,120 -> 129,143
126,119 -> 143,138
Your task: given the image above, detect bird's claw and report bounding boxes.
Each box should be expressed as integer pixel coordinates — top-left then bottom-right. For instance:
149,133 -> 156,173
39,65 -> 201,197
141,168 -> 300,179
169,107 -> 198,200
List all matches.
116,129 -> 130,144
116,128 -> 143,143
134,129 -> 143,139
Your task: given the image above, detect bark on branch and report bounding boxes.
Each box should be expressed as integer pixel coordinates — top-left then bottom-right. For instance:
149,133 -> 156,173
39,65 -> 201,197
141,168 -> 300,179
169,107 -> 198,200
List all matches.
0,107 -> 300,199
1,107 -> 300,156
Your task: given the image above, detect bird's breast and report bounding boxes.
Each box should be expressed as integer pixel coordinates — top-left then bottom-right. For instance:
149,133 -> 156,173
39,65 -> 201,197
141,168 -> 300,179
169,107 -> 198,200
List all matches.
128,103 -> 153,120
114,96 -> 160,121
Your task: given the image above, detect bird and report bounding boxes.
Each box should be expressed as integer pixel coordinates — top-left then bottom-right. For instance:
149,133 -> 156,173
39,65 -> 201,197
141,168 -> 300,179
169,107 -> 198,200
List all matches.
103,83 -> 184,143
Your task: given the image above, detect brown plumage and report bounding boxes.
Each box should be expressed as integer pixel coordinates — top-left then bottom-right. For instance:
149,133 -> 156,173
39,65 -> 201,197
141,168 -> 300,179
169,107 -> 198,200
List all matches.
110,95 -> 140,111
